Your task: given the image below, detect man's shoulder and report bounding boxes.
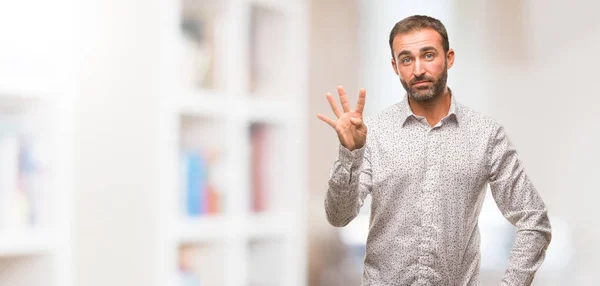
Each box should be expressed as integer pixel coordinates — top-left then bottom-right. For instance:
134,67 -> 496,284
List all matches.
364,102 -> 401,126
456,102 -> 501,130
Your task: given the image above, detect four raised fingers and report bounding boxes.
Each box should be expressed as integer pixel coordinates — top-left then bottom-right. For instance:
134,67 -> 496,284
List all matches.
318,86 -> 366,128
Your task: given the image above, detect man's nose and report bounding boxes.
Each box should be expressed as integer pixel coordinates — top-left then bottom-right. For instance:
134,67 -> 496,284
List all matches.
413,60 -> 425,77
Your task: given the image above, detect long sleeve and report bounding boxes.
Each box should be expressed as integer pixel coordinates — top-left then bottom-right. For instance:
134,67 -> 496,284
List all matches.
487,125 -> 552,286
324,141 -> 372,227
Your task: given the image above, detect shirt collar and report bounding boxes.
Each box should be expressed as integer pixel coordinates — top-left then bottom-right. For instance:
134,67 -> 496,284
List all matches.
398,88 -> 459,127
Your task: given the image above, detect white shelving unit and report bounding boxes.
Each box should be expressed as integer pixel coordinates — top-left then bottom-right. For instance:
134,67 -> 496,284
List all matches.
0,83 -> 73,286
158,0 -> 308,285
0,1 -> 74,285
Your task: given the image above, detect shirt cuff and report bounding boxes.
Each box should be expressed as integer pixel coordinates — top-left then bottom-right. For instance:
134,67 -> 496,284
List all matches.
338,143 -> 366,170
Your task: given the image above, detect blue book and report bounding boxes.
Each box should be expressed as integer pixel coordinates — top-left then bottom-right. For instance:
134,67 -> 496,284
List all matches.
184,152 -> 207,216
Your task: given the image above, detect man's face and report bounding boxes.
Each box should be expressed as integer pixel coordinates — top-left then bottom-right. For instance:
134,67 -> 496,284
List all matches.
391,28 -> 454,102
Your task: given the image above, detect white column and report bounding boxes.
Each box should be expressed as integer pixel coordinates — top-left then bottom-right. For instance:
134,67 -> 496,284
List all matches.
74,0 -> 161,285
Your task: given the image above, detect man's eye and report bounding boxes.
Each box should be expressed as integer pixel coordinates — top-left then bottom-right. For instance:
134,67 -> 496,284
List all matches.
425,53 -> 434,59
402,57 -> 411,64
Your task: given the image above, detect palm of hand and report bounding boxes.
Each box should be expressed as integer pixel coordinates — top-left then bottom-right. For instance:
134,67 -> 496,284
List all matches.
317,86 -> 367,151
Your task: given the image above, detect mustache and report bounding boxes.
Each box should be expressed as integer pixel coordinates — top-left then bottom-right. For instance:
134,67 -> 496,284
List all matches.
410,75 -> 435,85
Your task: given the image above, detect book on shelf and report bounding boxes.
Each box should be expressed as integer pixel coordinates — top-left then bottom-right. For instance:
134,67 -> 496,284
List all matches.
250,124 -> 285,213
248,5 -> 286,96
0,131 -> 46,231
180,148 -> 222,217
178,244 -> 224,286
180,0 -> 219,90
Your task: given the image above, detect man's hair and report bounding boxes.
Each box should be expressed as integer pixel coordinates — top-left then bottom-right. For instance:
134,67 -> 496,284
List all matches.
388,15 -> 449,58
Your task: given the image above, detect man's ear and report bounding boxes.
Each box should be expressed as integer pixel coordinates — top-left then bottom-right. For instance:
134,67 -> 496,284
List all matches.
391,58 -> 399,75
446,48 -> 455,69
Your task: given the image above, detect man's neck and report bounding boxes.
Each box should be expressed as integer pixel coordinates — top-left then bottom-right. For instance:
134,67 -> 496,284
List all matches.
408,87 -> 451,127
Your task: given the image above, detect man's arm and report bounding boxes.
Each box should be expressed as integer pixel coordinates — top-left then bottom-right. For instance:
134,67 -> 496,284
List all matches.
325,142 -> 372,227
317,86 -> 371,227
487,124 -> 552,285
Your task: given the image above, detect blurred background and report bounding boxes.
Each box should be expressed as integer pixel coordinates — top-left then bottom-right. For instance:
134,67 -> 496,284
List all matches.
0,0 -> 598,285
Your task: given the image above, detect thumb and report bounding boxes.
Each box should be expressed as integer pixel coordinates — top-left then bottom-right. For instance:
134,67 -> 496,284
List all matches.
350,116 -> 364,127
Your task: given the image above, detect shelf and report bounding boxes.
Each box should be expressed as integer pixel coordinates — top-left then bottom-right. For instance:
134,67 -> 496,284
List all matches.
0,91 -> 53,113
176,89 -> 233,118
176,215 -> 228,244
0,228 -> 55,257
179,114 -> 229,156
246,97 -> 293,123
0,68 -> 62,99
175,213 -> 293,244
247,0 -> 290,12
175,91 -> 294,123
0,83 -> 56,99
245,213 -> 290,239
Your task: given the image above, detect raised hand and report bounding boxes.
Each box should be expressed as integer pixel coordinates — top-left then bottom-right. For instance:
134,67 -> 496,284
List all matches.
317,86 -> 367,151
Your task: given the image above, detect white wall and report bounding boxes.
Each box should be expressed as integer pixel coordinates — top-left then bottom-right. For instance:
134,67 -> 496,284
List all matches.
307,0 -> 363,285
358,0 -> 600,284
481,1 -> 600,284
74,0 -> 161,285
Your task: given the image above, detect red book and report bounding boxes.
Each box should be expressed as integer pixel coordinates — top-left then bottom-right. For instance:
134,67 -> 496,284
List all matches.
206,184 -> 220,214
251,125 -> 267,212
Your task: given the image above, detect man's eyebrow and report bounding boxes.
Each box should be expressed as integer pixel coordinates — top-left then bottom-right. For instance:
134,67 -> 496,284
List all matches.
396,50 -> 412,59
420,46 -> 438,53
397,46 -> 439,59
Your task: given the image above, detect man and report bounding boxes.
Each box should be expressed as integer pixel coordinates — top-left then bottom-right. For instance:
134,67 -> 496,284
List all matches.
316,15 -> 551,285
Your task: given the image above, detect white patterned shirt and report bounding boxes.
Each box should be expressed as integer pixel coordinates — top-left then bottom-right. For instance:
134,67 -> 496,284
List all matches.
324,92 -> 552,285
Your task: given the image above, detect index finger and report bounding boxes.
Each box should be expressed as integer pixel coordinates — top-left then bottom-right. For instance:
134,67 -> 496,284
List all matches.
326,93 -> 343,118
355,88 -> 366,115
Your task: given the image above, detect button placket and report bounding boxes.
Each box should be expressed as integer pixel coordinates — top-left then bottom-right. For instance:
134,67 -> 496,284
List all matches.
420,128 -> 442,284
419,128 -> 432,283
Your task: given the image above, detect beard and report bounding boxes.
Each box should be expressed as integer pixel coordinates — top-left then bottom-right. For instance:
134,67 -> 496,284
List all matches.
401,62 -> 448,102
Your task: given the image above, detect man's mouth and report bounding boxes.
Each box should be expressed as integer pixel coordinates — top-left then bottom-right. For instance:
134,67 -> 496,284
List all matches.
413,81 -> 431,86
